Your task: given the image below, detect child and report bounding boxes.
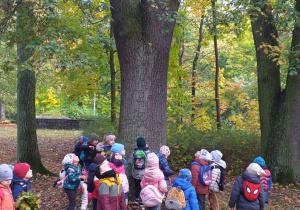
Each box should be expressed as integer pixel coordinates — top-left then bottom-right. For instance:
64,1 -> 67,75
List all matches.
140,152 -> 167,210
96,134 -> 116,158
11,162 -> 32,201
228,163 -> 265,210
154,145 -> 173,188
80,133 -> 99,171
62,153 -> 86,210
73,136 -> 88,168
129,137 -> 151,205
109,143 -> 129,204
95,155 -> 127,210
0,164 -> 14,209
190,149 -> 212,210
87,163 -> 99,210
111,143 -> 129,177
253,156 -> 271,203
172,168 -> 199,210
208,150 -> 227,210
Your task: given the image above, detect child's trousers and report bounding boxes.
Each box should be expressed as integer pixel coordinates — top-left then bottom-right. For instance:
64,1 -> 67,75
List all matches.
134,178 -> 142,200
64,188 -> 77,210
197,194 -> 206,210
208,191 -> 219,210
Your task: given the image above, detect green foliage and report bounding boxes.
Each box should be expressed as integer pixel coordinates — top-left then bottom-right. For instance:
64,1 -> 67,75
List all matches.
80,116 -> 118,139
167,123 -> 260,175
14,191 -> 41,210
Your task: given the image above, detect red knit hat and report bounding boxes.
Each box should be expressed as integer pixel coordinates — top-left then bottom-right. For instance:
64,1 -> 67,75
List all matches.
13,163 -> 31,179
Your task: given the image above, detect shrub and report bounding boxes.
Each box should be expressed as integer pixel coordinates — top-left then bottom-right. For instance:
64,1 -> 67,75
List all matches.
167,123 -> 260,175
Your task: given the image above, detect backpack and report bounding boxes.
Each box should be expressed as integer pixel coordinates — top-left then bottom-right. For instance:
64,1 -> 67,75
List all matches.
140,177 -> 164,207
261,169 -> 271,191
211,165 -> 226,191
191,161 -> 212,186
165,186 -> 186,210
133,149 -> 147,169
242,180 -> 260,201
52,168 -> 70,188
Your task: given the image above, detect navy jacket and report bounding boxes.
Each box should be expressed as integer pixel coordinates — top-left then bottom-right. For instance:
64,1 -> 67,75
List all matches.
154,151 -> 173,179
11,173 -> 31,201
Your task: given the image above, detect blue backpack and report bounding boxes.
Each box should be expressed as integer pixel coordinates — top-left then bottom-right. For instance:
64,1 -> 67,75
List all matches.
191,161 -> 212,186
73,136 -> 88,161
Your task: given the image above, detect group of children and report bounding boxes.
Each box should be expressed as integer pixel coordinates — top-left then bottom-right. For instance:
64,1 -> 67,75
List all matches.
0,132 -> 272,210
0,162 -> 33,209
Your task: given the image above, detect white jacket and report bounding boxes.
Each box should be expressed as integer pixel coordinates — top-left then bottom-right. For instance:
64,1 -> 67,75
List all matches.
209,159 -> 226,192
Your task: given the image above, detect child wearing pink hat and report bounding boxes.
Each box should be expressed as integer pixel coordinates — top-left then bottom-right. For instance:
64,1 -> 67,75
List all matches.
11,162 -> 32,201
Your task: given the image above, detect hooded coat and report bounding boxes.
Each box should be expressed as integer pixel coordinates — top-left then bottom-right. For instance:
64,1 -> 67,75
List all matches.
154,151 -> 173,179
209,159 -> 226,192
0,184 -> 15,209
108,162 -> 129,193
228,171 -> 265,210
190,158 -> 209,195
11,173 -> 31,201
172,177 -> 199,210
140,153 -> 168,196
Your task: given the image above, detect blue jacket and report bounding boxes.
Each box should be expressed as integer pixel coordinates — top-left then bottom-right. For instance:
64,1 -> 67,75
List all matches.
172,177 -> 199,210
154,151 -> 173,179
228,171 -> 265,210
11,173 -> 31,201
63,164 -> 82,190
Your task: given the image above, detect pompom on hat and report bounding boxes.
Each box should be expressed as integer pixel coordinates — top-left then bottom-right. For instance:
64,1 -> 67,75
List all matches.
199,149 -> 212,161
62,153 -> 75,165
159,145 -> 170,157
246,163 -> 266,177
210,150 -> 223,162
136,137 -> 146,148
13,163 -> 31,179
178,168 -> 191,182
111,143 -> 124,154
252,156 -> 265,167
0,164 -> 13,181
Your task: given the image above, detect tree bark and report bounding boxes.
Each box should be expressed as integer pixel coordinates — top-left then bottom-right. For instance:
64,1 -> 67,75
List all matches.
0,100 -> 5,121
250,1 -> 300,182
16,0 -> 51,174
110,0 -> 180,153
110,21 -> 116,124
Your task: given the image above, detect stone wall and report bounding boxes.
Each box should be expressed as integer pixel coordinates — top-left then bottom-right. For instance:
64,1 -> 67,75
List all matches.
35,117 -> 92,130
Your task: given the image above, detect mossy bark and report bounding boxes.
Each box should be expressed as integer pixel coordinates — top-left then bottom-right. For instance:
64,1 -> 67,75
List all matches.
16,1 -> 53,175
250,1 -> 300,183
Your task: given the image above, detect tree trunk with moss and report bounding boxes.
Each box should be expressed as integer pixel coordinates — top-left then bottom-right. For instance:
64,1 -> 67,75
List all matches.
110,0 -> 179,153
250,0 -> 300,183
16,0 -> 51,174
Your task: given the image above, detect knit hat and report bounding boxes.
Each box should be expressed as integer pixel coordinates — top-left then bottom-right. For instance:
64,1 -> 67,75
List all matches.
0,164 -> 13,181
103,134 -> 115,143
159,145 -> 170,157
199,149 -> 212,161
210,150 -> 223,162
252,156 -> 265,167
62,153 -> 75,165
89,133 -> 99,142
94,155 -> 106,166
178,168 -> 191,182
136,137 -> 146,148
78,136 -> 88,143
246,163 -> 266,177
146,153 -> 159,168
111,143 -> 124,154
13,163 -> 31,179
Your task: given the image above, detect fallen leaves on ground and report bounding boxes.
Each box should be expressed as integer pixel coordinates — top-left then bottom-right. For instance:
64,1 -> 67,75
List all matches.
0,127 -> 299,210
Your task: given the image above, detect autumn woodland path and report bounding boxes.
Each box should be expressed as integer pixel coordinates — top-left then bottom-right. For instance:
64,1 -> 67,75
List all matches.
0,127 -> 299,210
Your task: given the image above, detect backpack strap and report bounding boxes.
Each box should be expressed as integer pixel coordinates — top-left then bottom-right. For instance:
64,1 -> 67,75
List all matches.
190,161 -> 201,167
11,182 -> 28,192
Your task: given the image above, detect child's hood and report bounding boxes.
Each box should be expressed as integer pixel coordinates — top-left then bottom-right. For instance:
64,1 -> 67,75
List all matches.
12,173 -> 30,184
242,171 -> 261,184
146,153 -> 159,168
172,177 -> 192,190
108,162 -> 125,174
211,159 -> 226,169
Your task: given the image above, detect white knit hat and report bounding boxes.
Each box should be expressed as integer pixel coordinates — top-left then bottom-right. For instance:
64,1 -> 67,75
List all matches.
199,149 -> 212,161
246,163 -> 266,177
62,153 -> 75,165
210,150 -> 223,162
160,145 -> 170,156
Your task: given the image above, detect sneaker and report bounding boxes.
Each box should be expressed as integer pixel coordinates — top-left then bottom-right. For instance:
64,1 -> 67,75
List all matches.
133,198 -> 139,205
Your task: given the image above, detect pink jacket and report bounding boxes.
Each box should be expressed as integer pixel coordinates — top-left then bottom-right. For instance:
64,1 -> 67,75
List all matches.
140,153 -> 167,195
108,162 -> 129,193
0,184 -> 15,210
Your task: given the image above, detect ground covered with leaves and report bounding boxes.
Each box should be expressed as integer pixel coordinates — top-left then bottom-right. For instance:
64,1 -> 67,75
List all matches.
0,126 -> 299,209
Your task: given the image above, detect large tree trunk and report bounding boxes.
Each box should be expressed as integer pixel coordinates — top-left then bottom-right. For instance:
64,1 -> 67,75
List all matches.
110,0 -> 180,153
16,0 -> 50,174
0,100 -> 5,121
250,1 -> 299,182
109,21 -> 116,124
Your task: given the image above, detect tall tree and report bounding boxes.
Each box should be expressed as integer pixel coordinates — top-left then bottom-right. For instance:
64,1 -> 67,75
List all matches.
16,0 -> 49,173
250,0 -> 300,182
109,0 -> 180,152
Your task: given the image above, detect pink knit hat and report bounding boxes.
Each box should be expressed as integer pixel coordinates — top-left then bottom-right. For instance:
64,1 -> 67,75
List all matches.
103,134 -> 115,143
159,145 -> 170,157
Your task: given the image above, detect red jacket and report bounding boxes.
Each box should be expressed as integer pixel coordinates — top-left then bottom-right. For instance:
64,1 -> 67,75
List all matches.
0,184 -> 15,210
190,158 -> 209,195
